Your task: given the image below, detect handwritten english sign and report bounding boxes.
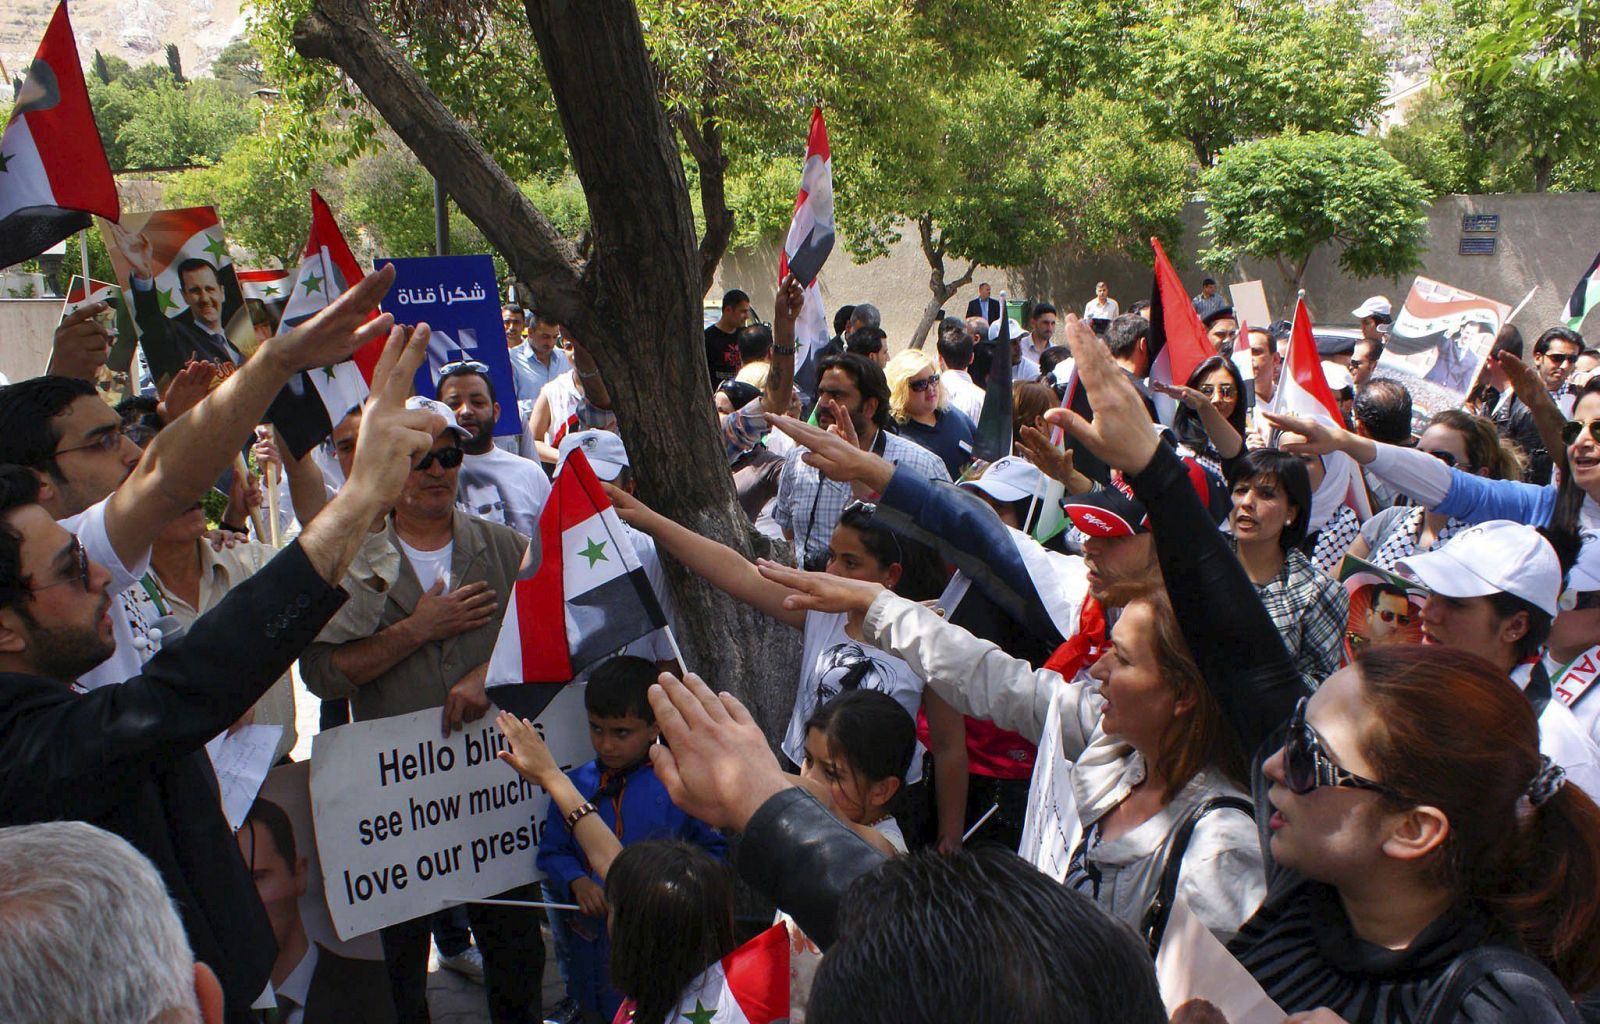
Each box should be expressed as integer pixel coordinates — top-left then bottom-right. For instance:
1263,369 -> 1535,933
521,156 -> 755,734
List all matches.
310,685 -> 590,938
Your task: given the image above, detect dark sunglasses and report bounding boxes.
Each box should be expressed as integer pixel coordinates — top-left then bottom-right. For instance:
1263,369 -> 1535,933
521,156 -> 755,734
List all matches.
1284,697 -> 1404,799
1422,447 -> 1457,468
1543,352 -> 1580,366
1561,419 -> 1600,447
415,446 -> 465,471
1197,383 -> 1236,398
908,375 -> 940,393
1374,607 -> 1412,625
30,536 -> 90,594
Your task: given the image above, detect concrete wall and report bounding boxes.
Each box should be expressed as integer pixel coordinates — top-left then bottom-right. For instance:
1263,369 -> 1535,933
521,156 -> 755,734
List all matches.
715,193 -> 1600,348
0,300 -> 65,383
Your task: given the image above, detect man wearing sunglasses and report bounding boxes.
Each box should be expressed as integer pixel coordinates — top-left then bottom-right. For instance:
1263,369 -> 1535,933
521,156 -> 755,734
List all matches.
302,398 -> 543,1023
1497,327 -> 1585,485
0,266 -> 399,694
1397,521 -> 1600,800
0,320 -> 441,1024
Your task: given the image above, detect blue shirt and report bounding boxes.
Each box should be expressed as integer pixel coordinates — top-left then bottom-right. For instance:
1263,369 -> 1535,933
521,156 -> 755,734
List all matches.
507,343 -> 572,412
536,757 -> 727,887
895,408 -> 976,479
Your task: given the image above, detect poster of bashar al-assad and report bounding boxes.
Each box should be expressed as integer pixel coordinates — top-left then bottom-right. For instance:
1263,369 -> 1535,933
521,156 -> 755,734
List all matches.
96,207 -> 256,389
1337,554 -> 1429,661
1376,276 -> 1511,422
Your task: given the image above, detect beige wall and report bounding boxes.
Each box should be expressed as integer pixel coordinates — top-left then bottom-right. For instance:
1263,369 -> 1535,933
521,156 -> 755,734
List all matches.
0,300 -> 64,383
715,193 -> 1600,350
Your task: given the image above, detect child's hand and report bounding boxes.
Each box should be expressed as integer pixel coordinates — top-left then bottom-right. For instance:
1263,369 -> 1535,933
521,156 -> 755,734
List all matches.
496,712 -> 559,787
570,876 -> 609,918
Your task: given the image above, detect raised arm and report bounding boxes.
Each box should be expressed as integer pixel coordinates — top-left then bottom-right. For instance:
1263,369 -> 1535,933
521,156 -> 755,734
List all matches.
764,275 -> 802,416
607,485 -> 804,628
102,265 -> 398,568
1048,316 -> 1302,758
499,712 -> 624,880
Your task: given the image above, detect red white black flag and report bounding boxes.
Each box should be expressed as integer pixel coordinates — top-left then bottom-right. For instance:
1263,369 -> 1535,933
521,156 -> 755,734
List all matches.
0,2 -> 119,269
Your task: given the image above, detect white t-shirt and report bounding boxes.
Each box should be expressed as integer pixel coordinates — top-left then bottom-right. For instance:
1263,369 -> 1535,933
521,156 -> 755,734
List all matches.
396,537 -> 453,593
457,446 -> 552,538
64,497 -> 158,690
940,369 -> 986,424
784,611 -> 926,782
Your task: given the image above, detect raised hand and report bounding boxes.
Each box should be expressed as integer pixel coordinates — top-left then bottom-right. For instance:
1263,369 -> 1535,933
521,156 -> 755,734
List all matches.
755,558 -> 884,618
773,273 -> 805,325
766,414 -> 893,492
1041,315 -> 1159,476
1017,423 -> 1079,487
646,671 -> 794,832
261,263 -> 397,376
157,360 -> 219,422
344,322 -> 441,507
1150,379 -> 1205,411
495,712 -> 561,788
1260,410 -> 1366,460
49,302 -> 112,381
107,222 -> 155,279
602,482 -> 655,529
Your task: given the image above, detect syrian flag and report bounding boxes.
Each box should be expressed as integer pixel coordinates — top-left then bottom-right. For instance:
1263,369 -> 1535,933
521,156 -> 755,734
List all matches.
265,192 -> 383,458
486,447 -> 667,715
0,2 -> 119,269
665,923 -> 789,1024
780,108 -> 834,391
61,274 -> 118,316
1146,237 -> 1215,425
1269,297 -> 1371,526
1565,249 -> 1600,330
239,267 -> 292,334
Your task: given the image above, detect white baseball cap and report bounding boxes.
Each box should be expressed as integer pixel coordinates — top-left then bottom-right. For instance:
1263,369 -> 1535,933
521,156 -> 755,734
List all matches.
988,318 -> 1027,342
405,396 -> 472,439
1398,520 -> 1562,617
960,455 -> 1042,503
1351,296 -> 1392,322
557,429 -> 629,481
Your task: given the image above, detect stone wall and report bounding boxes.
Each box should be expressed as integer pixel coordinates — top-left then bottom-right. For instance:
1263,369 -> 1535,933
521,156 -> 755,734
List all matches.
715,193 -> 1600,350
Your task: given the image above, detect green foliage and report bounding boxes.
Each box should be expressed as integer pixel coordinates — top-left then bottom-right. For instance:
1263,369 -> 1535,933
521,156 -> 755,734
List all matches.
1043,92 -> 1192,263
1201,132 -> 1428,288
1028,0 -> 1386,165
212,37 -> 268,89
88,71 -> 256,170
337,141 -> 489,258
1409,0 -> 1600,192
518,175 -> 589,240
165,43 -> 186,83
166,130 -> 314,265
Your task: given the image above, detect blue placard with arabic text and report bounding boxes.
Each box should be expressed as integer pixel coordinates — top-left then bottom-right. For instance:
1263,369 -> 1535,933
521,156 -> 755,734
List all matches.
376,254 -> 521,437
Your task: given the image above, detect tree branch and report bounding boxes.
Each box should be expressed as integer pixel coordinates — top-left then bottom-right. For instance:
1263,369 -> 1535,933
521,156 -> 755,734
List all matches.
293,0 -> 587,323
676,106 -> 733,296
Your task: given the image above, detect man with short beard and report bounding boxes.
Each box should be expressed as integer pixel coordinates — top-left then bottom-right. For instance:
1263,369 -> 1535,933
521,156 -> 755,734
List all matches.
437,363 -> 551,537
0,318 -> 443,1023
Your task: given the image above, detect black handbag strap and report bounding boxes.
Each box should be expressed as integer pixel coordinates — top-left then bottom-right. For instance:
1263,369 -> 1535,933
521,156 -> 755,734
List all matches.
1140,795 -> 1254,956
1414,945 -> 1579,1024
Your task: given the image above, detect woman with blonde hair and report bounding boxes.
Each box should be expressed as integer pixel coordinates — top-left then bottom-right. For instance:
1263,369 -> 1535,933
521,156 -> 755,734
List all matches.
885,348 -> 973,478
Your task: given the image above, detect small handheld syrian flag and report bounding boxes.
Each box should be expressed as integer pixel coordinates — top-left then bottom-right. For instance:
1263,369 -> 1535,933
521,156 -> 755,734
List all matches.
1564,248 -> 1600,330
780,107 -> 835,393
0,2 -> 120,268
666,923 -> 789,1024
1146,237 -> 1216,425
265,191 -> 384,458
486,447 -> 667,717
1270,296 -> 1371,526
239,267 -> 293,334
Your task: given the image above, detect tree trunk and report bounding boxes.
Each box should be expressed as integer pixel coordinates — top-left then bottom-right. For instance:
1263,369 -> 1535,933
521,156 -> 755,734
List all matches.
909,215 -> 976,349
1533,154 -> 1553,193
293,0 -> 800,736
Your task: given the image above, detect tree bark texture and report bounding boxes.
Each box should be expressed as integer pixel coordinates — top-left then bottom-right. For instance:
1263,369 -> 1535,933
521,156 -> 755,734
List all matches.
293,0 -> 800,736
910,215 -> 976,349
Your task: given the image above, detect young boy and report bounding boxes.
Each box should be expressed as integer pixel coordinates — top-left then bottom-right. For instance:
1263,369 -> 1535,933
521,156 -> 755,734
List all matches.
536,656 -> 728,1023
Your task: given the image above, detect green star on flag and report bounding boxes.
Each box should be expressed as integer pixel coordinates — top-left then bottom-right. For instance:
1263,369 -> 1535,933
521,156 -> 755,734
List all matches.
302,272 -> 324,294
263,283 -> 279,295
681,1001 -> 717,1024
156,288 -> 177,313
322,366 -> 338,381
579,537 -> 609,568
202,234 -> 229,262
0,150 -> 12,173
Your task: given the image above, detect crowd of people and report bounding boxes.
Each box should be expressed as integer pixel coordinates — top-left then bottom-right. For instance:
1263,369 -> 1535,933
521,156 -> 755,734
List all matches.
2,261 -> 1599,1024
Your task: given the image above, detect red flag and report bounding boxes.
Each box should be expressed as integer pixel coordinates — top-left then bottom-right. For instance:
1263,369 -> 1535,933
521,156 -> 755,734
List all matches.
1273,296 -> 1343,425
1146,238 -> 1215,421
778,107 -> 834,288
0,2 -> 119,267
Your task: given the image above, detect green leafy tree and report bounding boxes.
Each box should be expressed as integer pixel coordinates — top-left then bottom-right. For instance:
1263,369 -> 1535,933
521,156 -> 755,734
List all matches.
1201,132 -> 1428,292
1410,0 -> 1600,192
88,70 -> 256,170
337,140 -> 489,257
166,131 -> 317,265
165,43 -> 186,83
1028,0 -> 1386,165
212,37 -> 268,89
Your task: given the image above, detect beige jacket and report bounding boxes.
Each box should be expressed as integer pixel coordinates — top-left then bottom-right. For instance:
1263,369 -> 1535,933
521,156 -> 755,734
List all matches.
302,512 -> 527,722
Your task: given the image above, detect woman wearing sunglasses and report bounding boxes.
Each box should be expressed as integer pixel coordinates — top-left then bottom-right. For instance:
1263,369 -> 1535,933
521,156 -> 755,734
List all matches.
1155,354 -> 1250,480
884,349 -> 974,479
1343,410 -> 1523,572
1045,317 -> 1600,1021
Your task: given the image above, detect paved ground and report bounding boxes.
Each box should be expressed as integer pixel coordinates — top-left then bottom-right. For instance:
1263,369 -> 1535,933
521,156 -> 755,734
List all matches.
291,669 -> 566,1024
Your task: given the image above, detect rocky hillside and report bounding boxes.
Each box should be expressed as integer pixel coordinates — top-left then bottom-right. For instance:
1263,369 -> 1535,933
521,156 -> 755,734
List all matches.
1,0 -> 244,82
